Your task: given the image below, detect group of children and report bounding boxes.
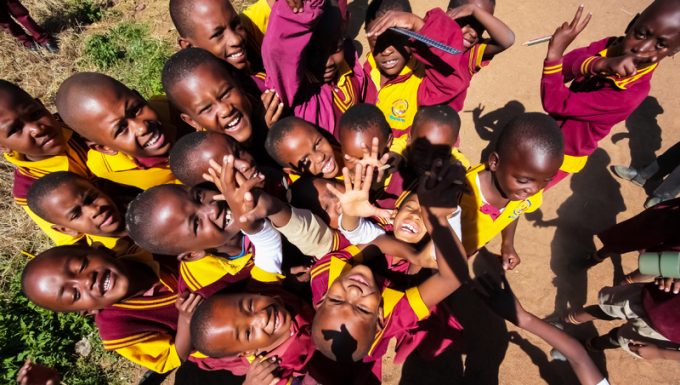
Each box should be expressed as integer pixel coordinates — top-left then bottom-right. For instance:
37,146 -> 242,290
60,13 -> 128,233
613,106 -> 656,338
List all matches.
6,0 -> 680,384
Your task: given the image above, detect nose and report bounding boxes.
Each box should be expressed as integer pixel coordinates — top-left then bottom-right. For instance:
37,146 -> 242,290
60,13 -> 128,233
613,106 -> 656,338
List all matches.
83,203 -> 101,219
632,39 -> 655,54
217,101 -> 234,119
380,45 -> 394,56
225,28 -> 244,48
130,119 -> 149,137
27,122 -> 47,139
233,158 -> 253,175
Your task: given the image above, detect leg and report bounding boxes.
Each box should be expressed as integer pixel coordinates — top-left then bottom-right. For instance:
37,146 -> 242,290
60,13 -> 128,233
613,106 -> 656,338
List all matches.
588,327 -> 622,350
4,0 -> 49,43
564,304 -> 616,325
648,165 -> 680,207
653,140 -> 680,178
0,2 -> 34,47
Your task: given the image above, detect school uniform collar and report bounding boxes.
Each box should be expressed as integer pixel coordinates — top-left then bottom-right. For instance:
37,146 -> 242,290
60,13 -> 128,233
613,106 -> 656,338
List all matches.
334,60 -> 354,88
598,48 -> 658,90
103,151 -> 168,171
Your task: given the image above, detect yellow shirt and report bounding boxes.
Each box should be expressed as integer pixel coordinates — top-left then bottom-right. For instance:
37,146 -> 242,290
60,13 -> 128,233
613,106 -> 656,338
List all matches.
86,151 -> 176,190
240,0 -> 271,47
459,164 -> 542,255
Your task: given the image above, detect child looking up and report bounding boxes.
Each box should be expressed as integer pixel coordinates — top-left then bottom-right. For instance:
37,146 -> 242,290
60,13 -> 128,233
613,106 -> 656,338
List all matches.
0,80 -> 92,246
541,3 -> 680,187
55,72 -> 184,190
262,0 -> 366,135
407,105 -> 470,171
21,245 -> 202,373
265,117 -> 343,179
311,161 -> 468,370
459,112 -> 563,270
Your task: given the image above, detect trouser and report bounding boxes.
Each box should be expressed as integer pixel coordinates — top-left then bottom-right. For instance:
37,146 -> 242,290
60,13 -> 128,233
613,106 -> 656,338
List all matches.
0,0 -> 49,45
639,141 -> 680,200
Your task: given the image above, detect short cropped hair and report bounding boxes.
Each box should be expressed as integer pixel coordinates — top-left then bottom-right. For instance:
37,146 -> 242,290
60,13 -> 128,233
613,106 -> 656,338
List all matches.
162,47 -> 233,110
190,294 -> 234,357
447,0 -> 495,9
169,0 -> 202,38
264,117 -> 307,167
365,0 -> 412,26
338,103 -> 391,141
168,131 -> 210,185
27,172 -> 85,222
495,112 -> 563,159
412,105 -> 461,138
126,185 -> 182,255
0,79 -> 29,99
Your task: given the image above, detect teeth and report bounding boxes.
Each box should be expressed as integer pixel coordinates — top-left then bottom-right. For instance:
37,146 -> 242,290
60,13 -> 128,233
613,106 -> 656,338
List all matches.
228,51 -> 244,59
225,114 -> 241,129
145,132 -> 159,148
322,160 -> 334,173
103,272 -> 110,292
401,223 -> 416,234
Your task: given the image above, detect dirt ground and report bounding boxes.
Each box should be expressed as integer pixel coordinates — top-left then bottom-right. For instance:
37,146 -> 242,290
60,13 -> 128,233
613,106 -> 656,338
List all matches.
349,0 -> 680,384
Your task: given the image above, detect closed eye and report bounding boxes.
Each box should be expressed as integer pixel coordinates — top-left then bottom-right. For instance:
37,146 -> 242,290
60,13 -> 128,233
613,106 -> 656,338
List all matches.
210,27 -> 225,40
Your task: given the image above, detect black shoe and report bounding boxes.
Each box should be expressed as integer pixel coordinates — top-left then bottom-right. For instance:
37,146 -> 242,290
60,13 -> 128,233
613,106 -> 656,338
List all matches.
41,38 -> 59,53
23,41 -> 39,51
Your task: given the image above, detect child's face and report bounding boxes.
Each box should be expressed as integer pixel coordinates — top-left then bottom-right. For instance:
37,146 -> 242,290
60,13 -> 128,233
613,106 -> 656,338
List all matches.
77,86 -> 174,158
178,0 -> 250,70
489,150 -> 561,201
183,135 -> 261,186
0,90 -> 67,158
40,179 -> 123,237
313,178 -> 343,229
314,264 -> 382,360
205,293 -> 293,356
392,194 -> 427,244
616,3 -> 680,66
339,125 -> 390,175
322,39 -> 347,84
24,247 -> 130,312
278,123 -> 340,178
147,185 -> 241,254
457,0 -> 495,49
367,27 -> 411,77
174,62 -> 254,144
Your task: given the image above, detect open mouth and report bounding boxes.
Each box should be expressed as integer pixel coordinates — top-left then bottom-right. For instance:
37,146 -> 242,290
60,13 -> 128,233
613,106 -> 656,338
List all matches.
215,201 -> 232,231
223,112 -> 243,132
347,274 -> 369,286
143,128 -> 165,150
226,49 -> 246,62
98,270 -> 113,296
381,58 -> 400,70
321,158 -> 336,175
398,221 -> 420,235
98,210 -> 115,229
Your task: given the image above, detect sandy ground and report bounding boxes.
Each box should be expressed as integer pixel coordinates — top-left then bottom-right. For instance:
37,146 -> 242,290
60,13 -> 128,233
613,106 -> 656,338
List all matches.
344,0 -> 680,384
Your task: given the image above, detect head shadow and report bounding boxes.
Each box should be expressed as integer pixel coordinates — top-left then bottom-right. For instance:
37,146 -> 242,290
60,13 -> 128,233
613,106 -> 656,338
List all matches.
468,100 -> 526,163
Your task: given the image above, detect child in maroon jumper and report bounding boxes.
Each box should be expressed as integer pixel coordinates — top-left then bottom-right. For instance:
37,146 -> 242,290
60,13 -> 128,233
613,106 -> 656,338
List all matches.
0,0 -> 58,51
542,2 -> 680,188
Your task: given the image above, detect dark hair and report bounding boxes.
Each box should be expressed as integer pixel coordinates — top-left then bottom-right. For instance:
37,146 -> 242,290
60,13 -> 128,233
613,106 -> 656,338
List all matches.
265,117 -> 311,167
125,185 -> 185,255
495,112 -> 563,159
365,0 -> 412,26
169,0 -> 214,38
412,105 -> 461,139
0,79 -> 30,99
190,294 -> 238,357
27,172 -> 87,222
162,47 -> 236,110
338,103 -> 391,142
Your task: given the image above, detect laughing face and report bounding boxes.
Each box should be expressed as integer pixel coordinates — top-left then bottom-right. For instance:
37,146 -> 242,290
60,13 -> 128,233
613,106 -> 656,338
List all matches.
277,122 -> 340,179
0,87 -> 67,160
203,293 -> 293,357
146,184 -> 242,255
39,177 -> 124,237
173,62 -> 254,144
456,0 -> 495,50
76,86 -> 174,158
23,246 -> 131,312
367,27 -> 411,78
392,194 -> 427,244
178,0 -> 250,71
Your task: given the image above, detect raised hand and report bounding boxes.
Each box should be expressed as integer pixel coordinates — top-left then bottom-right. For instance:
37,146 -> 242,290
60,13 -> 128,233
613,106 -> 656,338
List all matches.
344,137 -> 391,184
16,360 -> 60,385
243,356 -> 280,385
417,159 -> 465,217
176,291 -> 203,320
446,3 -> 477,20
366,11 -> 424,37
593,54 -> 640,77
546,5 -> 592,61
261,89 -> 284,128
327,164 -> 395,220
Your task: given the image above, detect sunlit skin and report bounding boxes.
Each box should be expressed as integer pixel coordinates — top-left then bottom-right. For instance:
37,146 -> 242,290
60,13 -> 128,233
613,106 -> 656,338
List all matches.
457,0 -> 495,49
485,146 -> 562,206
276,122 -> 341,179
145,185 -> 243,257
0,87 -> 67,160
176,133 -> 261,186
199,293 -> 293,357
312,178 -> 343,229
339,125 -> 390,174
172,62 -> 254,144
313,263 -> 384,361
73,85 -> 175,158
22,246 -> 152,313
391,194 -> 428,244
367,25 -> 411,82
38,178 -> 125,237
608,0 -> 680,67
177,0 -> 251,71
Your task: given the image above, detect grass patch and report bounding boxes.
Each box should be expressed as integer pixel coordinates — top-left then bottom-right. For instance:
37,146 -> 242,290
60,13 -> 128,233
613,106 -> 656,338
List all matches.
80,22 -> 172,98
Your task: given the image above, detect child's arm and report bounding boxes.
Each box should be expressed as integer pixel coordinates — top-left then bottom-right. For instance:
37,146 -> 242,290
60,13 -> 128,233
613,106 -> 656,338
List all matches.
415,160 -> 470,308
262,0 -> 325,108
447,3 -> 515,58
629,342 -> 680,361
500,219 -> 520,270
478,275 -> 607,385
175,292 -> 204,361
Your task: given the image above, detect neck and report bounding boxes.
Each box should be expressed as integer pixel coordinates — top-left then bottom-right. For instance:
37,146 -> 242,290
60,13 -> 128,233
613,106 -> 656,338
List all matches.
479,170 -> 508,208
122,261 -> 157,298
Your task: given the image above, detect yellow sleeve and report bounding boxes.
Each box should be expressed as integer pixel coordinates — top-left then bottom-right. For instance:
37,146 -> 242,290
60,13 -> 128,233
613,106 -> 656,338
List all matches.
405,287 -> 430,320
389,134 -> 408,156
21,205 -> 82,246
110,333 -> 182,373
451,148 -> 471,170
251,266 -> 285,283
86,151 -> 177,190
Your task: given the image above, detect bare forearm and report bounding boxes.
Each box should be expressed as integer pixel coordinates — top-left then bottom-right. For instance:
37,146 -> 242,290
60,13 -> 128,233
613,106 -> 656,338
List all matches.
473,7 -> 514,54
501,219 -> 518,248
174,320 -> 192,361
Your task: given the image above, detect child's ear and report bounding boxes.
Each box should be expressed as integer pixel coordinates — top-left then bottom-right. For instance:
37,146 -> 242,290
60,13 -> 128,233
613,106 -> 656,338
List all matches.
86,140 -> 118,156
180,113 -> 203,131
624,13 -> 640,34
488,151 -> 500,171
376,307 -> 385,332
177,250 -> 206,262
178,37 -> 193,49
50,225 -> 82,237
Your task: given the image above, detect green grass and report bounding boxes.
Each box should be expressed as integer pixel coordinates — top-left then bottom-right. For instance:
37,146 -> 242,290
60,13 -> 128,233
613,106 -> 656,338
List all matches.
80,22 -> 173,98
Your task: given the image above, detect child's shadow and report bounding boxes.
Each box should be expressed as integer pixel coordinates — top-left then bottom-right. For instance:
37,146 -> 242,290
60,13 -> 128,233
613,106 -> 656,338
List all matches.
611,96 -> 663,171
467,101 -> 526,163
